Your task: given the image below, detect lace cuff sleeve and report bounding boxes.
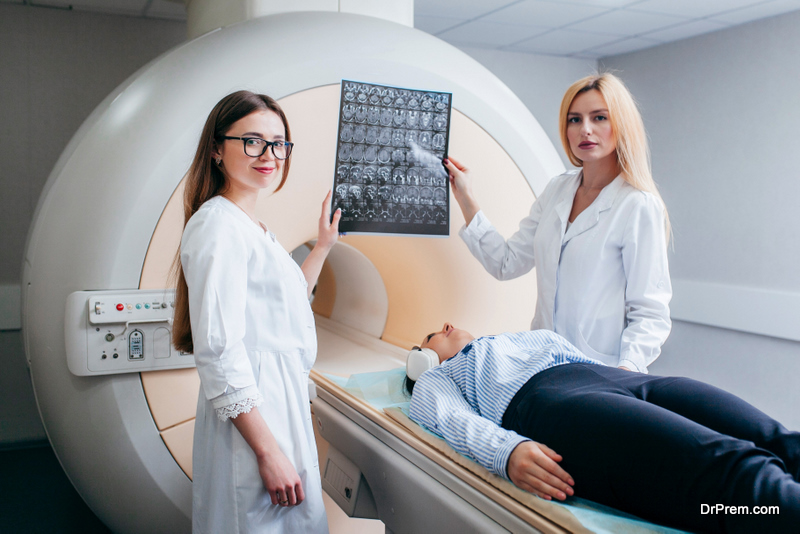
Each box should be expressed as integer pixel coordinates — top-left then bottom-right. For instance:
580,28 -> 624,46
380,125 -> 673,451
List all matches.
210,385 -> 263,421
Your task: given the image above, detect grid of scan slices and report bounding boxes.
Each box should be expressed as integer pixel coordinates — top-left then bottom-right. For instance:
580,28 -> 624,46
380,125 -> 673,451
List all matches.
333,81 -> 452,235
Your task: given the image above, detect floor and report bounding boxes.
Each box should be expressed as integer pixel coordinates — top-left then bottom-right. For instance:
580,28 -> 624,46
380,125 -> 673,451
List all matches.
0,442 -> 383,533
0,443 -> 111,533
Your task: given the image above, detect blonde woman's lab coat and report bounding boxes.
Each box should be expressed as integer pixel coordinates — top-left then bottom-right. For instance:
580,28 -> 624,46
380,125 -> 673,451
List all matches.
460,171 -> 671,372
182,196 -> 328,534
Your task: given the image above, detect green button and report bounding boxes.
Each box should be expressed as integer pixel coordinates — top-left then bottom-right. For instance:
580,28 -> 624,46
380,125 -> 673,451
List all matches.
135,304 -> 142,309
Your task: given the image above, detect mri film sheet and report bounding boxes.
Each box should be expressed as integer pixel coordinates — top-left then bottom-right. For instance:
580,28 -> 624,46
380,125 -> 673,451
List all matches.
332,80 -> 452,236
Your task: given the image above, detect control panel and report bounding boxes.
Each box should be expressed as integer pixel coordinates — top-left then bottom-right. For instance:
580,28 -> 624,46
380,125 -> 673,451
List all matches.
65,289 -> 196,376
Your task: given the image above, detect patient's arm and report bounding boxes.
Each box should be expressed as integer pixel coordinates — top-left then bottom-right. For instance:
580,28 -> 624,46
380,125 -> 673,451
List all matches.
508,441 -> 574,501
408,369 -> 529,480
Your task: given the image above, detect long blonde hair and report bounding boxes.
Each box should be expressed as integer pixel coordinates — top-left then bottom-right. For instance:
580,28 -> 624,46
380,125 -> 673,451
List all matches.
559,73 -> 670,239
171,91 -> 292,353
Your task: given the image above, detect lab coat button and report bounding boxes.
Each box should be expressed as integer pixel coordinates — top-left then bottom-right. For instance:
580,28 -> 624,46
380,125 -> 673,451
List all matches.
657,281 -> 665,289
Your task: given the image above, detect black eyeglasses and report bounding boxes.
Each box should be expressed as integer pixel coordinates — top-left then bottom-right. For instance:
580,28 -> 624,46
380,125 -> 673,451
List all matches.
222,136 -> 294,160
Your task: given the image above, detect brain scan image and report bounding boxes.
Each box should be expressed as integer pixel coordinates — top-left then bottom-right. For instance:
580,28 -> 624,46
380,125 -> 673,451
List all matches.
342,103 -> 356,121
407,186 -> 420,204
392,129 -> 405,147
434,187 -> 447,205
393,109 -> 406,127
420,112 -> 433,130
391,186 -> 406,204
351,144 -> 364,162
378,127 -> 392,146
404,130 -> 419,148
380,108 -> 393,126
368,106 -> 380,125
392,166 -> 406,185
349,164 -> 363,183
420,167 -> 432,186
369,86 -> 382,105
336,81 -> 452,235
420,186 -> 433,205
355,105 -> 368,123
338,143 -> 352,161
406,110 -> 419,128
363,166 -> 378,184
382,88 -> 396,106
419,131 -> 432,150
343,82 -> 358,101
435,93 -> 449,111
364,145 -> 378,164
391,148 -> 405,164
353,124 -> 367,143
340,123 -> 354,142
364,185 -> 377,203
432,133 -> 446,151
407,167 -> 420,185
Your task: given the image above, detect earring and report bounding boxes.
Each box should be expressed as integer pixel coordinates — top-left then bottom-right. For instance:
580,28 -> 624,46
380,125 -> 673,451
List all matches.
215,156 -> 222,165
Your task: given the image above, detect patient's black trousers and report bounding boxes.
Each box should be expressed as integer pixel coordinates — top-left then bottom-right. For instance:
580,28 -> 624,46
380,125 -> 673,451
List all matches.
501,363 -> 800,534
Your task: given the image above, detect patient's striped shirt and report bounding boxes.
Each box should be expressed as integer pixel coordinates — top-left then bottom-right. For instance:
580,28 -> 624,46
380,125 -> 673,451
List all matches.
408,330 -> 602,480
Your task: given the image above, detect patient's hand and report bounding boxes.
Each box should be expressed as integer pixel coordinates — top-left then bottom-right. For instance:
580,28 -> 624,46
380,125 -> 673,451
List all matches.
508,441 -> 575,501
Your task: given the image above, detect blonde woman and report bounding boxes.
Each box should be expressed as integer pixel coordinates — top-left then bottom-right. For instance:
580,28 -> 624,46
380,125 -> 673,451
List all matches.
446,73 -> 670,372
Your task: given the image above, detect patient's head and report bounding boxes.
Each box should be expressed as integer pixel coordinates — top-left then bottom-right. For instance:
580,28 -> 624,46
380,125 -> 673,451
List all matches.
405,323 -> 475,395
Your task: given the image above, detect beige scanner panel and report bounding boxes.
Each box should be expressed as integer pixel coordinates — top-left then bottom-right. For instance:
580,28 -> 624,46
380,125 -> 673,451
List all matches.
140,85 -> 539,478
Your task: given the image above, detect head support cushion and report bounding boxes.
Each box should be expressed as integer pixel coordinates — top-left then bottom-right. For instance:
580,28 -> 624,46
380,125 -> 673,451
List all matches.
406,347 -> 440,381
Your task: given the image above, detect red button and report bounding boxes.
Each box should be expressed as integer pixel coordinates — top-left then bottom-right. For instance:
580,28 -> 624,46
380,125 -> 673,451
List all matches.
116,303 -> 124,311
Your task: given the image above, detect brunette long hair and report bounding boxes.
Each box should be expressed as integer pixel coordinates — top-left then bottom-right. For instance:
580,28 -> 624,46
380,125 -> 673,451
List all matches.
171,91 -> 292,353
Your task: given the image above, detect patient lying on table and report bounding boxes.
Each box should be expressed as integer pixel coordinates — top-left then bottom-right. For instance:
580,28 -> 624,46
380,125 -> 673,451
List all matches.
405,323 -> 800,534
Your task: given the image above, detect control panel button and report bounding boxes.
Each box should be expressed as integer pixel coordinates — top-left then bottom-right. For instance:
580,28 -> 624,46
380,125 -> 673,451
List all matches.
116,303 -> 124,311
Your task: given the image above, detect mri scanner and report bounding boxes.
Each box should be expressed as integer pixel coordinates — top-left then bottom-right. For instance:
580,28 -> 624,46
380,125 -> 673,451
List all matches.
21,11 -> 577,534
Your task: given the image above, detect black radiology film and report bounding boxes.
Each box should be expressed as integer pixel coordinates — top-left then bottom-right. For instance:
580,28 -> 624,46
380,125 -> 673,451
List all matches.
331,80 -> 452,236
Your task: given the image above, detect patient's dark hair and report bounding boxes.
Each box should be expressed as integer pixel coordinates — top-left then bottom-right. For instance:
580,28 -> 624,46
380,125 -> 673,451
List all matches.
404,376 -> 416,396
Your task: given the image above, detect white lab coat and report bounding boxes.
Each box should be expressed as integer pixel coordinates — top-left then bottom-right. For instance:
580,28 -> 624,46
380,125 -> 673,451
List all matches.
460,170 -> 671,372
181,196 -> 328,534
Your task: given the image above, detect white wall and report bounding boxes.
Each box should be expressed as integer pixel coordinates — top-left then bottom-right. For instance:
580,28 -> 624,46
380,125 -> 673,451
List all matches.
456,46 -> 596,170
601,10 -> 800,430
0,4 -> 186,445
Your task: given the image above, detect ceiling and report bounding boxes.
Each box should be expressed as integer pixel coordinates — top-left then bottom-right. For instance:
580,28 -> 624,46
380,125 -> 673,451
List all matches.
5,0 -> 800,58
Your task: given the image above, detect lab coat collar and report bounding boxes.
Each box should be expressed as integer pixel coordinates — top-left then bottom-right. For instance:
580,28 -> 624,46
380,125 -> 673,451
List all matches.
213,196 -> 269,237
559,172 -> 626,243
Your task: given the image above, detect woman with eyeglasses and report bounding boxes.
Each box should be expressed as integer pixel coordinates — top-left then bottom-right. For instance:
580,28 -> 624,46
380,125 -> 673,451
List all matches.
172,90 -> 339,533
445,73 -> 671,373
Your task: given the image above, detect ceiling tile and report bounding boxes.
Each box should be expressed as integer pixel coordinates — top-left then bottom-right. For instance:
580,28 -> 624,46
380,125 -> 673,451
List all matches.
414,0 -> 520,20
631,0 -> 772,19
507,27 -> 622,54
641,19 -> 729,41
709,0 -> 800,24
591,35 -> 661,56
146,0 -> 187,20
566,8 -> 688,35
438,19 -> 550,46
414,14 -> 468,34
485,0 -> 610,28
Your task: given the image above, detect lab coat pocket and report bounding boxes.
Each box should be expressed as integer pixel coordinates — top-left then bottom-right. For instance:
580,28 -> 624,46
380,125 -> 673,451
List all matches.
576,329 -> 617,367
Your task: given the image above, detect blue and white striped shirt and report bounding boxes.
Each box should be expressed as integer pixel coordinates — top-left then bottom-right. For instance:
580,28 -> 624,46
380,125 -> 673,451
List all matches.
408,330 -> 603,480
